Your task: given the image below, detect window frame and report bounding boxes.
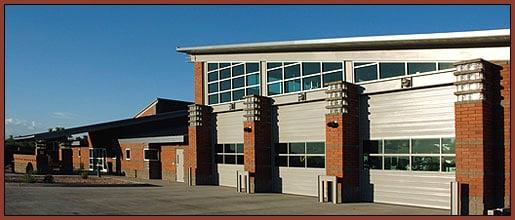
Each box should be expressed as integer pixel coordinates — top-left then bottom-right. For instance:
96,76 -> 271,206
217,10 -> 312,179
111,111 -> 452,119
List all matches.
206,62 -> 261,105
216,143 -> 244,165
277,142 -> 326,168
265,61 -> 345,97
353,61 -> 456,84
367,137 -> 456,173
143,148 -> 160,162
125,148 -> 131,161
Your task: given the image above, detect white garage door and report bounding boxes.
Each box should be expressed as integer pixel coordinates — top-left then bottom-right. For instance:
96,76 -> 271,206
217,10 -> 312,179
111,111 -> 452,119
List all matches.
275,167 -> 325,196
217,164 -> 244,187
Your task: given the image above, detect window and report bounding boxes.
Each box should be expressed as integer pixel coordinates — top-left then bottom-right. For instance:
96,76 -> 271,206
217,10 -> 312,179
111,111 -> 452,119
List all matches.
207,62 -> 260,105
144,149 -> 159,161
365,137 -> 456,172
266,62 -> 344,95
354,61 -> 456,83
216,143 -> 244,165
276,142 -> 325,168
125,149 -> 131,160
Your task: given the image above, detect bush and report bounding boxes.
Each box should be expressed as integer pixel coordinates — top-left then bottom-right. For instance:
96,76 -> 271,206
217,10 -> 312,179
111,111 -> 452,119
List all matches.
43,174 -> 54,183
22,172 -> 36,183
80,170 -> 88,179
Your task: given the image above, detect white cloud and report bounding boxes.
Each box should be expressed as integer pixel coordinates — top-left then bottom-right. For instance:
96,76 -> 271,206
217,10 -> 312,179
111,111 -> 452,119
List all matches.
51,112 -> 78,120
5,117 -> 44,137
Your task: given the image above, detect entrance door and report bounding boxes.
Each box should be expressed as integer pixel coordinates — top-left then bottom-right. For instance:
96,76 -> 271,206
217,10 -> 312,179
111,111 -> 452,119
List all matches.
176,149 -> 184,182
89,148 -> 108,172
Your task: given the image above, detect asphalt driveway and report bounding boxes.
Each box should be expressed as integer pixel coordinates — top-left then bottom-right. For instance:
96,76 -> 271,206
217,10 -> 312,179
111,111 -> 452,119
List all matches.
5,176 -> 449,215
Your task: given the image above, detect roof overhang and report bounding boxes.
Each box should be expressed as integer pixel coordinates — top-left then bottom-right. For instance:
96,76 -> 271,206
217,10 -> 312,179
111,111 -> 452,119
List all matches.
176,29 -> 510,55
117,135 -> 185,144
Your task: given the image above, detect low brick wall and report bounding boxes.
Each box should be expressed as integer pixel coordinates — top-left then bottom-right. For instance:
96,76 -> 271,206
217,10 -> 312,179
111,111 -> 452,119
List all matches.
13,154 -> 37,174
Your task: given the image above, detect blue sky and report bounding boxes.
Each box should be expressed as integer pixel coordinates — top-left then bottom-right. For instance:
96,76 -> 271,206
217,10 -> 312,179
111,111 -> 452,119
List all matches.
5,5 -> 510,137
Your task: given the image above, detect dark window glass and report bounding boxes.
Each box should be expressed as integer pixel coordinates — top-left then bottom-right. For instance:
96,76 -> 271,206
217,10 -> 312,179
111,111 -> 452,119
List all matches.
220,92 -> 231,103
219,63 -> 230,68
379,63 -> 405,78
412,138 -> 440,154
232,64 -> 244,77
232,89 -> 245,100
126,150 -> 131,159
307,156 -> 325,168
208,71 -> 218,82
219,80 -> 231,91
236,155 -> 244,165
216,154 -> 223,164
384,139 -> 409,154
289,143 -> 305,154
442,156 -> 456,172
354,62 -> 373,67
144,150 -> 159,161
284,79 -> 301,93
322,62 -> 342,72
208,83 -> 218,93
276,156 -> 287,166
364,140 -> 382,154
408,62 -> 436,74
306,142 -> 324,154
236,144 -> 244,154
246,63 -> 259,73
246,74 -> 259,86
276,143 -> 288,154
215,144 -> 223,153
268,69 -> 282,82
368,156 -> 382,169
232,77 -> 244,88
220,68 -> 231,79
412,156 -> 440,171
267,62 -> 282,69
442,138 -> 455,154
355,65 -> 378,82
284,64 -> 301,79
208,63 -> 218,71
438,62 -> 454,70
322,71 -> 343,85
384,156 -> 409,170
303,75 -> 321,90
284,62 -> 295,66
225,144 -> 236,153
246,87 -> 260,96
208,94 -> 218,104
302,62 -> 321,75
268,83 -> 282,95
289,156 -> 305,167
224,155 -> 236,164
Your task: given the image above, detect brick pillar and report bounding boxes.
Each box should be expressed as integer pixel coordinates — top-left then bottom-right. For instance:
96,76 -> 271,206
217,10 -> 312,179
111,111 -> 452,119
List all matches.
499,62 -> 511,208
243,95 -> 273,193
325,81 -> 360,202
186,104 -> 214,185
454,59 -> 504,215
194,62 -> 204,105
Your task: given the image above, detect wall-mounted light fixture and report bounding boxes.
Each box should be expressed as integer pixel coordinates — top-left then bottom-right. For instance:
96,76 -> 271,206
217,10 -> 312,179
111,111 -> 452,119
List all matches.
326,120 -> 339,128
228,103 -> 236,110
298,92 -> 306,102
243,126 -> 252,132
401,77 -> 412,88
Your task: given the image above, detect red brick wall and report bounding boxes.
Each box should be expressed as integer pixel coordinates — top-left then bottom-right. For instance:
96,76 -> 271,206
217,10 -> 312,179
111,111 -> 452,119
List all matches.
13,154 -> 37,174
243,96 -> 273,192
194,62 -> 204,105
325,82 -> 360,202
120,143 -> 146,178
136,105 -> 157,118
186,105 -> 213,185
160,144 -> 187,182
72,147 -> 90,171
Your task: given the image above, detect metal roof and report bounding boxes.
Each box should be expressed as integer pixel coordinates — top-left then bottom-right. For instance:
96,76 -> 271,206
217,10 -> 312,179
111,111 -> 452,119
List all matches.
176,29 -> 510,55
13,110 -> 188,141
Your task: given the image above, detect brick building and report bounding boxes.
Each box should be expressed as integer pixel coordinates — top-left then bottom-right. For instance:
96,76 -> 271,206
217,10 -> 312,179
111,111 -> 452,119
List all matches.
13,29 -> 510,215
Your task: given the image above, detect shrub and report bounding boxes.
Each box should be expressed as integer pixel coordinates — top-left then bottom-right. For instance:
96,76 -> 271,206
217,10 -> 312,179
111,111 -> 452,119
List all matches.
22,172 -> 36,183
80,170 -> 88,179
43,174 -> 54,183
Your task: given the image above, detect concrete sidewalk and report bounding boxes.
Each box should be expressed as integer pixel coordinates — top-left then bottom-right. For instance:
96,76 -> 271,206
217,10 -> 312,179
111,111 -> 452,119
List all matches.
5,177 -> 450,215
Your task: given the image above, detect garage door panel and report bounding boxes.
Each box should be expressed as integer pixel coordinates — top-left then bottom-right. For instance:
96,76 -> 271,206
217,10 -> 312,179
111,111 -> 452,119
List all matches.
276,167 -> 325,196
276,101 -> 326,142
215,111 -> 244,143
217,164 -> 244,187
